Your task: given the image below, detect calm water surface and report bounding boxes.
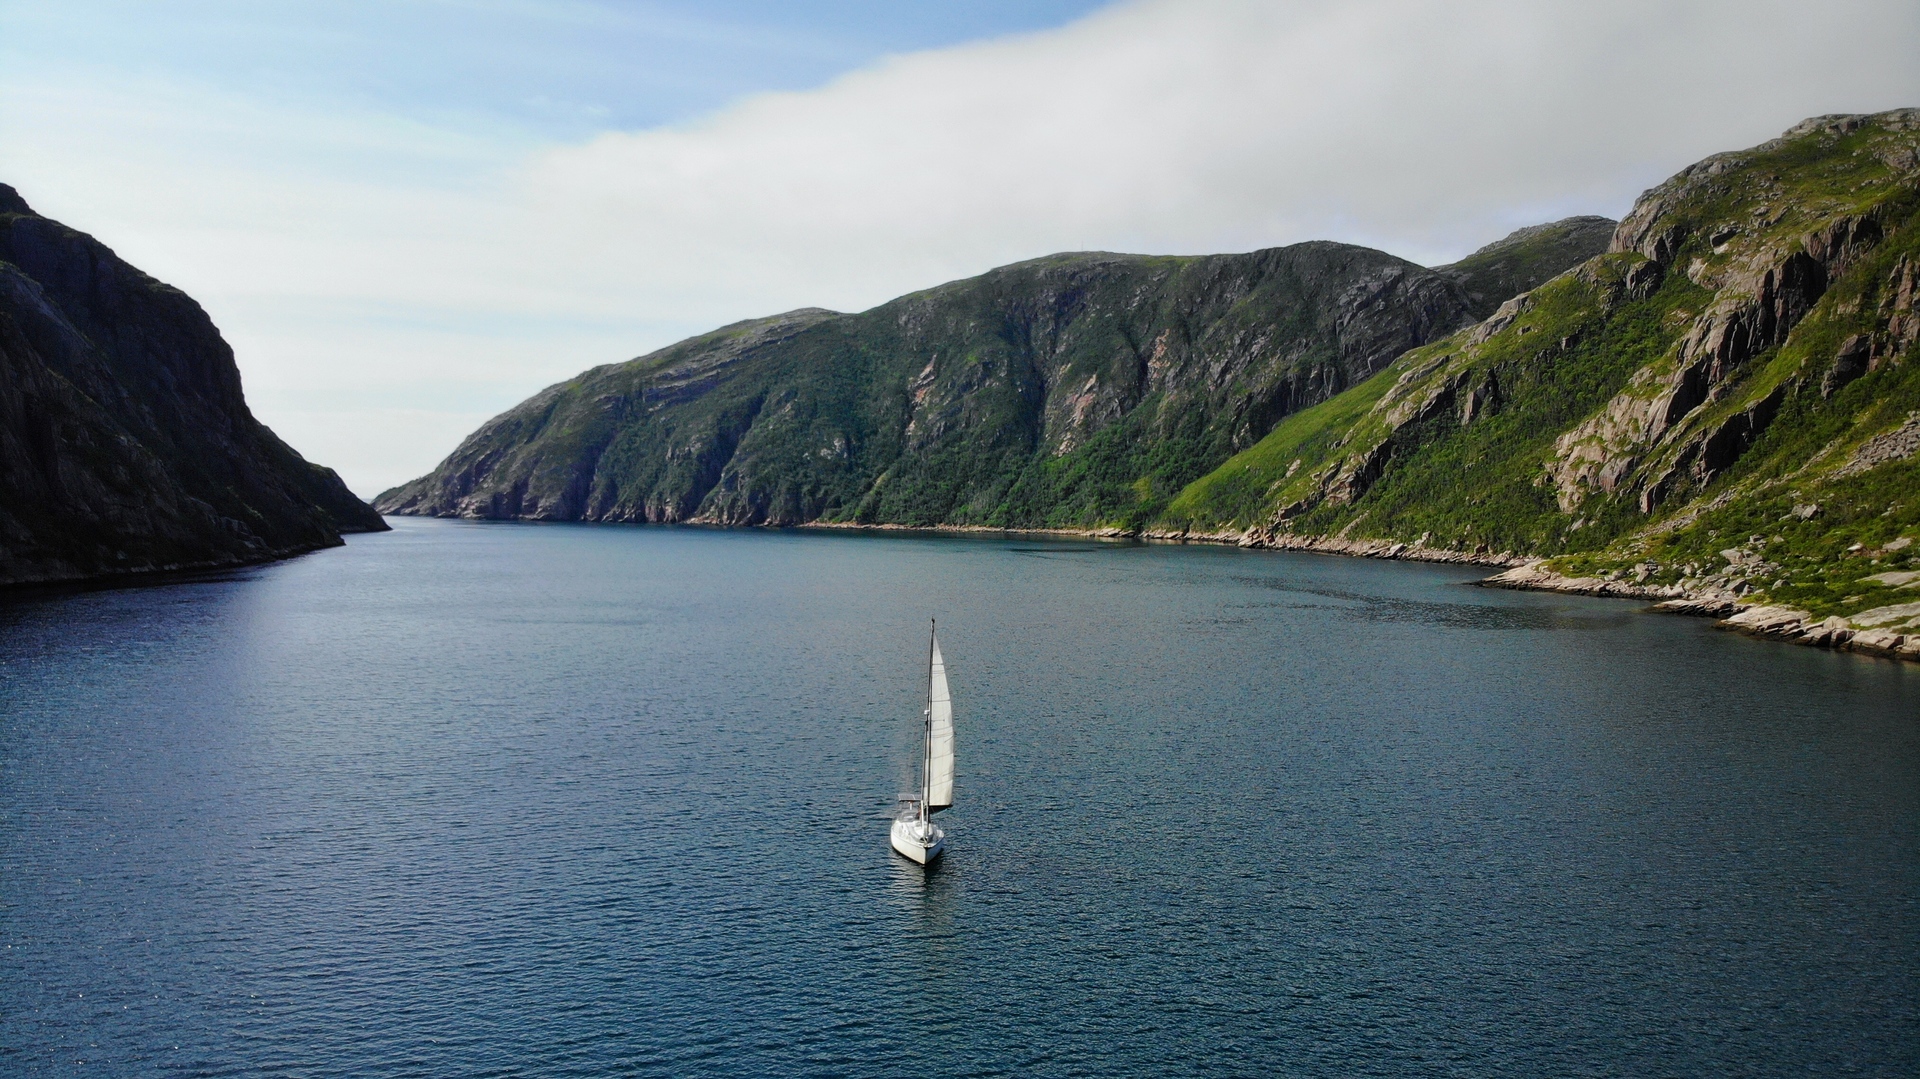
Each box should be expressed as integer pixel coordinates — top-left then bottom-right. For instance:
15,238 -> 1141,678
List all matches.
2,518 -> 1916,1076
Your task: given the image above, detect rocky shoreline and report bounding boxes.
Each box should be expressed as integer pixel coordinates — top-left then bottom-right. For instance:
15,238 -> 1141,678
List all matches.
798,520 -> 1142,541
1213,530 -> 1920,665
0,541 -> 344,595
1219,529 -> 1526,568
803,518 -> 1526,566
802,518 -> 1920,664
1482,562 -> 1920,663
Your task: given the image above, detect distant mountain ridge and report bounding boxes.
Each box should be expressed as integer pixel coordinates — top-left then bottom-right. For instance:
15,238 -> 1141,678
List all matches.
379,108 -> 1920,663
1435,215 -> 1619,317
376,222 -> 1609,529
0,184 -> 386,587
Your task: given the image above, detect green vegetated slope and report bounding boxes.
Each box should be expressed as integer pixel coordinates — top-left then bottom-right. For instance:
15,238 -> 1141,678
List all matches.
1164,110 -> 1920,625
1435,215 -> 1617,318
0,184 -> 386,587
380,225 -> 1610,530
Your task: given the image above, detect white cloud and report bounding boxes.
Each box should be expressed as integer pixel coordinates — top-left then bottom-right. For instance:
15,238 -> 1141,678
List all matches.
523,0 -> 1920,302
4,0 -> 1917,495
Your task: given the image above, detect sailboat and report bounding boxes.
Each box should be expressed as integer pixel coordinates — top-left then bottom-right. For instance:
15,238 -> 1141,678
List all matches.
890,620 -> 954,865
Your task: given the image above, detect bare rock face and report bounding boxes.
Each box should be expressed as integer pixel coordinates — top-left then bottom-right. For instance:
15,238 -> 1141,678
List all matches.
1067,111 -> 1920,668
0,184 -> 386,587
1151,110 -> 1920,669
1536,111 -> 1920,516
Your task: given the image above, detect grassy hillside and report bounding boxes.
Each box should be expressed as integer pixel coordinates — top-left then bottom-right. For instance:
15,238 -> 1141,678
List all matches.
1160,110 -> 1920,635
380,223 -> 1612,530
378,245 -> 1481,528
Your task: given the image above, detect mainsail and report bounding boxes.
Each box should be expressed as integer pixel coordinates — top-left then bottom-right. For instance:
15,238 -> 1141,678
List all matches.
926,634 -> 955,811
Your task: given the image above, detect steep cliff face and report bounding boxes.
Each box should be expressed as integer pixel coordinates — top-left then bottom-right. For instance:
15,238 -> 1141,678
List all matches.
1163,110 -> 1920,653
381,228 -> 1607,530
0,184 -> 386,587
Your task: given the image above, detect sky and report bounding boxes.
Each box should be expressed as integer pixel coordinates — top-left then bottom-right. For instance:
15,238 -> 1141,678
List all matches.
3,1 -> 1918,497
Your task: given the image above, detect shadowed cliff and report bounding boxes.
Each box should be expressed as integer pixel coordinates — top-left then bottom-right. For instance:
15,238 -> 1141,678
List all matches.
0,184 -> 387,587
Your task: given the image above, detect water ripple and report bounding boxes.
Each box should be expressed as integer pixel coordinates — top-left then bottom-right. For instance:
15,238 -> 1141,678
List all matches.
1,520 -> 1916,1077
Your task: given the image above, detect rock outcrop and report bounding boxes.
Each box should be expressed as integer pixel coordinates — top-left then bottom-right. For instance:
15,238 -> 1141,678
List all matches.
1483,572 -> 1920,662
1157,109 -> 1920,662
0,184 -> 386,587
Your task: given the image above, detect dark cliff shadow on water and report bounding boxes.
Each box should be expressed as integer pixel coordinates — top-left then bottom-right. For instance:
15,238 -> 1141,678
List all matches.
0,562 -> 272,607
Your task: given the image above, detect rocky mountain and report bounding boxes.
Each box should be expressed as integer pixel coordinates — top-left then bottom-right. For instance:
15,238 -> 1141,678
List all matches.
1435,215 -> 1617,318
0,184 -> 387,587
378,225 -> 1608,529
1160,110 -> 1920,660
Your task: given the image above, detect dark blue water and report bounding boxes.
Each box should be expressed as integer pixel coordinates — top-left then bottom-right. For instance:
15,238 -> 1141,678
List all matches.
2,518 -> 1916,1077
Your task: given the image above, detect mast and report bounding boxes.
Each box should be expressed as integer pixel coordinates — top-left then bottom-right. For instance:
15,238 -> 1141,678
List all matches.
921,618 -> 934,826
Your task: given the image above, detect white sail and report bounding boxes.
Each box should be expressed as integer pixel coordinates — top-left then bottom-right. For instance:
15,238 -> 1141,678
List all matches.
926,635 -> 955,811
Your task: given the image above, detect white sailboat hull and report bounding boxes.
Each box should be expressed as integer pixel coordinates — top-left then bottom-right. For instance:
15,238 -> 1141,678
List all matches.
892,623 -> 954,865
890,817 -> 946,864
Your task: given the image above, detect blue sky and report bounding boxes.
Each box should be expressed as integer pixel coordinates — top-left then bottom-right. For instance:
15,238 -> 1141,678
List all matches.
2,1 -> 1917,496
3,1 -> 1109,141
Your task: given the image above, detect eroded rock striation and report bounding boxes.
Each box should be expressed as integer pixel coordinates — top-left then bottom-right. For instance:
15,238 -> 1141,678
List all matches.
0,184 -> 386,587
1161,110 -> 1920,663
